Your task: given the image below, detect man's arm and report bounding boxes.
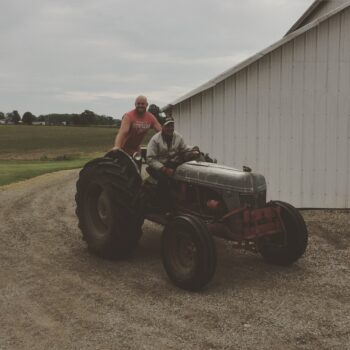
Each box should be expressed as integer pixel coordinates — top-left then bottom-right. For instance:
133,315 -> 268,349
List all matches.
176,133 -> 200,161
146,136 -> 164,171
177,134 -> 191,152
113,115 -> 131,150
152,116 -> 162,132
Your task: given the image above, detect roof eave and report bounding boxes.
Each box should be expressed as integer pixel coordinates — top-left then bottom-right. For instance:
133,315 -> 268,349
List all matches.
164,1 -> 350,109
285,0 -> 322,36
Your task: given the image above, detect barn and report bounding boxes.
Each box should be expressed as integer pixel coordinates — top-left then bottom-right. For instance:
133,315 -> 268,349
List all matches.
164,0 -> 350,208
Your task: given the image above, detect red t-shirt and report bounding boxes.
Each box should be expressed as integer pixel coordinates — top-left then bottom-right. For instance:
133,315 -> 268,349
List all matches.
122,109 -> 158,155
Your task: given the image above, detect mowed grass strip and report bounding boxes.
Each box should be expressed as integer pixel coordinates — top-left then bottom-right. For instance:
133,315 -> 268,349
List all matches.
0,158 -> 93,186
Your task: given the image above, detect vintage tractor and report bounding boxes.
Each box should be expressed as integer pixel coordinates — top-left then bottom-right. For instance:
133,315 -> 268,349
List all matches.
75,149 -> 308,291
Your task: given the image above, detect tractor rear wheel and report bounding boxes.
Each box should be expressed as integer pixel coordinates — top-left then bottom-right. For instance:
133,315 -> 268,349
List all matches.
161,215 -> 217,291
75,152 -> 143,259
258,201 -> 308,266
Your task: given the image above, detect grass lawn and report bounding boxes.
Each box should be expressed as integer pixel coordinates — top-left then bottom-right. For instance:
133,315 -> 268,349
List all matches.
0,158 -> 93,186
0,125 -> 156,186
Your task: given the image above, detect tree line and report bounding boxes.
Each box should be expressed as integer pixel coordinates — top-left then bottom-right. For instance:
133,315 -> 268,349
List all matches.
0,104 -> 165,127
0,110 -> 121,127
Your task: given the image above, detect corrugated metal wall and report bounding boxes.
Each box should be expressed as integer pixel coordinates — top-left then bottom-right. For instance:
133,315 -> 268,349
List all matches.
173,7 -> 350,208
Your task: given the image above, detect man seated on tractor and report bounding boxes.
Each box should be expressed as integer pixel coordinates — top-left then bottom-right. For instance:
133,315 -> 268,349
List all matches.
146,116 -> 199,179
146,116 -> 200,209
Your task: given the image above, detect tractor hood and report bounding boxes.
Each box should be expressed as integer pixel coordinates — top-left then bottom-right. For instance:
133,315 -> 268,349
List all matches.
173,161 -> 266,194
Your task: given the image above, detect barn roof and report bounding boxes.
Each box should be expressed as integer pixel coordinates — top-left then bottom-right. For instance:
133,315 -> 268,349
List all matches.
285,0 -> 323,35
163,1 -> 350,111
286,0 -> 350,35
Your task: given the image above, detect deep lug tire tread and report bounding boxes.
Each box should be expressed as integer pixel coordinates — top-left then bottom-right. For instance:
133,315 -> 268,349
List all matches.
75,154 -> 143,259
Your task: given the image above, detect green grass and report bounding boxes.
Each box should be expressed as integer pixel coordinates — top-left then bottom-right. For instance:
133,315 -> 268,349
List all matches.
0,125 -> 117,158
0,158 -> 93,186
0,125 -> 155,159
0,125 -> 156,186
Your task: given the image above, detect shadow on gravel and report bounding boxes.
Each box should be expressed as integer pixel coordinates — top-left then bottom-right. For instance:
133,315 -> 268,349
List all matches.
212,246 -> 307,293
71,226 -> 309,294
307,221 -> 349,250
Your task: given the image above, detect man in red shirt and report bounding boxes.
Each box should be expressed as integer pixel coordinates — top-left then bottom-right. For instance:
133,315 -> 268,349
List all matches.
113,96 -> 162,156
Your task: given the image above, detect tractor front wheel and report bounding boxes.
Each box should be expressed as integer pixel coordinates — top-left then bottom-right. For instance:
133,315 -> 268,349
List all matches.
258,201 -> 308,266
161,215 -> 217,291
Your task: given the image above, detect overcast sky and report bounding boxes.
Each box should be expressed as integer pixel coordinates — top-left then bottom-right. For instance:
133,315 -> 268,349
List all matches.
0,0 -> 314,118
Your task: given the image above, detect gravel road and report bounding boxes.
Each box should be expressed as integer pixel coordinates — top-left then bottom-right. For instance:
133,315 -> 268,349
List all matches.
0,170 -> 349,350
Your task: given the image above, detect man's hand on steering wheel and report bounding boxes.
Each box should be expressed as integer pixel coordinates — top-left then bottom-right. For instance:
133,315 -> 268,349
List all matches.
191,146 -> 200,156
182,146 -> 201,162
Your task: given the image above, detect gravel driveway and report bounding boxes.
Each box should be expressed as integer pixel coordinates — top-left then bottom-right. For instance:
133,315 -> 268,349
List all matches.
0,170 -> 349,350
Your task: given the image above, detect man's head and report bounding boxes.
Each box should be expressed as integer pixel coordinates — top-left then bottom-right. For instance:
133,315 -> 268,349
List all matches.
135,95 -> 148,115
162,116 -> 175,137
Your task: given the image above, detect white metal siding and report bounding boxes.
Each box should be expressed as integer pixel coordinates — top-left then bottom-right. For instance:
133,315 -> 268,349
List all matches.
172,7 -> 350,208
200,90 -> 214,155
340,10 -> 350,207
213,82 -> 225,163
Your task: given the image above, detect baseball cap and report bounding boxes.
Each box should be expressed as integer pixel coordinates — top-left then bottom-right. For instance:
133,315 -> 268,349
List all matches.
163,116 -> 175,125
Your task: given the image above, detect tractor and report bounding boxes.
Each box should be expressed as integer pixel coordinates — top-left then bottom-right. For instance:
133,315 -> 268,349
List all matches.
75,149 -> 308,291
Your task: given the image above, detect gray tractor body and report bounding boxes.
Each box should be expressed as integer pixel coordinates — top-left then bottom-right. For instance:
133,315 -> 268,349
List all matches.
173,161 -> 267,209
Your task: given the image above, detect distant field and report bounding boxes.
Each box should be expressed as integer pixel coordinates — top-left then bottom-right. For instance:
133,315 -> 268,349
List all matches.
0,125 -> 155,159
0,125 -> 117,159
0,125 -> 155,185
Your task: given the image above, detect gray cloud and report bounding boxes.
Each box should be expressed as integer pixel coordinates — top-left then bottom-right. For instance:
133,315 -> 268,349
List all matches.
0,0 -> 313,117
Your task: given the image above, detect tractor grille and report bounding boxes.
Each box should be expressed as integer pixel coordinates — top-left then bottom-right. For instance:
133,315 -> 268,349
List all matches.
239,190 -> 266,208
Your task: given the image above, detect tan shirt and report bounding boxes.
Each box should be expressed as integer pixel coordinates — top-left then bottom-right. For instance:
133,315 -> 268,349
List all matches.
146,131 -> 191,170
